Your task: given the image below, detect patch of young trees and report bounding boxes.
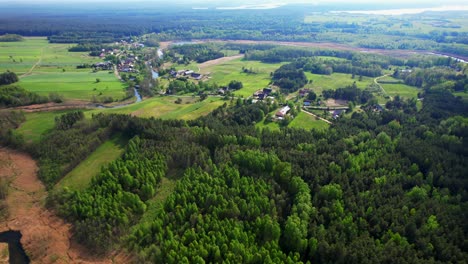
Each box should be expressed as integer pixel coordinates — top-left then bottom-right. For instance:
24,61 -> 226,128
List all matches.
272,63 -> 308,93
34,85 -> 468,263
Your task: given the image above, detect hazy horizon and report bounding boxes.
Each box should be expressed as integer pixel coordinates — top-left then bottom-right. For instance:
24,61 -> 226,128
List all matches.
1,0 -> 467,5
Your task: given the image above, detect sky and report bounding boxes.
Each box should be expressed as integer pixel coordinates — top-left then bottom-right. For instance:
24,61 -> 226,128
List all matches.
1,0 -> 467,4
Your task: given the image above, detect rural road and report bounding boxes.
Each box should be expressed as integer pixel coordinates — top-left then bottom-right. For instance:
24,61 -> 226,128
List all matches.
20,47 -> 44,78
374,74 -> 392,99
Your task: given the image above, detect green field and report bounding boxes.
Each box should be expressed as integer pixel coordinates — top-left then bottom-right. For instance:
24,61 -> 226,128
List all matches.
89,96 -> 225,119
19,71 -> 127,100
56,136 -> 127,190
16,110 -> 80,143
1,37 -> 124,101
0,37 -> 99,74
379,76 -> 420,99
201,58 -> 285,97
304,72 -> 373,95
289,111 -> 330,131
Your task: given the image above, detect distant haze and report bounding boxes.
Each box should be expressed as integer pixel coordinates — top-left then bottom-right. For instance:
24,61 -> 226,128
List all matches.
1,0 -> 467,5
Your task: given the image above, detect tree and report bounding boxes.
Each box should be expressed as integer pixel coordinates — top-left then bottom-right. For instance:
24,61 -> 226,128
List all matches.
228,80 -> 243,90
307,91 -> 317,101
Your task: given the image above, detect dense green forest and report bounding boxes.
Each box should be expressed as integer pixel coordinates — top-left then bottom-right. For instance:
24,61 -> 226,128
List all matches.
28,82 -> 467,262
1,3 -> 467,263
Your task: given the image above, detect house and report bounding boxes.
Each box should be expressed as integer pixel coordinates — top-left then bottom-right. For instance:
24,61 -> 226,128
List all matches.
218,88 -> 226,95
299,89 -> 309,97
276,106 -> 291,117
331,109 -> 346,119
170,70 -> 177,77
184,70 -> 194,75
258,93 -> 266,100
263,88 -> 272,95
303,100 -> 312,107
191,73 -> 202,80
253,90 -> 263,97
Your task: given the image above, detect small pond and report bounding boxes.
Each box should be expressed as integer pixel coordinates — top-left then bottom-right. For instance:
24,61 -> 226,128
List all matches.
0,231 -> 30,264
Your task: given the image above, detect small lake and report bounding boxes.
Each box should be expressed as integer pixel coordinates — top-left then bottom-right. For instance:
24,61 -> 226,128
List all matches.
0,231 -> 30,264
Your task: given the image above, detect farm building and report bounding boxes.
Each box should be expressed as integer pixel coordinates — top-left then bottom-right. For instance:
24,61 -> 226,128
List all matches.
276,106 -> 291,117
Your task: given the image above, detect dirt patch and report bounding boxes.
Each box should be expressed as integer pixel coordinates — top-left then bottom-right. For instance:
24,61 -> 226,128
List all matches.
325,99 -> 348,107
10,100 -> 92,113
198,54 -> 245,72
0,148 -> 125,263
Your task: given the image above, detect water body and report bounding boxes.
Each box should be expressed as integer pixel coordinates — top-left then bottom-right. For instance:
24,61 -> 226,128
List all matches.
333,5 -> 468,15
95,88 -> 141,108
0,231 -> 30,264
151,69 -> 159,79
134,87 -> 142,103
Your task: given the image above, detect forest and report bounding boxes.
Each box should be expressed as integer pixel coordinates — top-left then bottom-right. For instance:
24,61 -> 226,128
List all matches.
0,2 -> 467,263
0,4 -> 467,58
15,81 -> 464,263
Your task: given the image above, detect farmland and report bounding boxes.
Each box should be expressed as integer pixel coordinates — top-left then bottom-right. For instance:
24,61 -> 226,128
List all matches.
200,58 -> 285,97
1,37 -> 125,101
377,76 -> 420,99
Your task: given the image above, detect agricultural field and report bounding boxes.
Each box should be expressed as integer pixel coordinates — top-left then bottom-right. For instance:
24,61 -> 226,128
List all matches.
200,58 -> 285,97
89,96 -> 225,119
378,76 -> 420,99
0,37 -> 100,74
56,135 -> 126,190
1,37 -> 124,101
19,71 -> 127,101
304,72 -> 374,94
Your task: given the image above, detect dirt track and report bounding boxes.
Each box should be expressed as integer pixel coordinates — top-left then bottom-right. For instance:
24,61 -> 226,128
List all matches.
0,148 -> 127,263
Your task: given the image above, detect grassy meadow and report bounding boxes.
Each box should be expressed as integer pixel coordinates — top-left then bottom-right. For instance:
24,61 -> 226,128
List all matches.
304,72 -> 374,95
16,110 -> 79,143
88,96 -> 225,119
1,37 -> 124,101
56,135 -> 127,190
19,71 -> 127,100
201,58 -> 285,97
289,111 -> 330,131
378,76 -> 420,99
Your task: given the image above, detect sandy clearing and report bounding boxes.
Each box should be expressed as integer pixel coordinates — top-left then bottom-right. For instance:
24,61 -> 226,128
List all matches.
0,148 -> 126,263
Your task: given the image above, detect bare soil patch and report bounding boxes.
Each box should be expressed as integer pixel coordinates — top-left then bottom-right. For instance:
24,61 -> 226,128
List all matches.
325,99 -> 348,107
0,148 -> 125,263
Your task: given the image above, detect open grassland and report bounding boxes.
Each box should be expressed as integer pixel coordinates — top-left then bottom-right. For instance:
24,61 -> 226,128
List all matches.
90,96 -> 225,119
56,135 -> 126,190
378,76 -> 420,99
0,37 -> 47,73
1,37 -> 121,101
201,58 -> 285,97
289,111 -> 330,131
304,72 -> 373,94
255,119 -> 280,131
0,37 -> 99,74
19,71 -> 127,100
16,110 -> 79,143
